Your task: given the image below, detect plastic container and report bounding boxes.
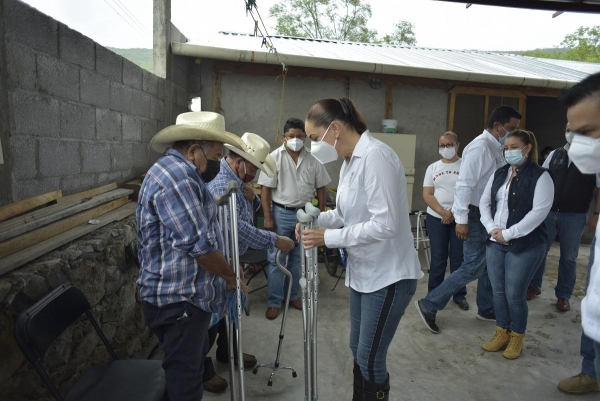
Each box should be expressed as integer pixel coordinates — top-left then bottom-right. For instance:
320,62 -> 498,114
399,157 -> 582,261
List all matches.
381,119 -> 398,134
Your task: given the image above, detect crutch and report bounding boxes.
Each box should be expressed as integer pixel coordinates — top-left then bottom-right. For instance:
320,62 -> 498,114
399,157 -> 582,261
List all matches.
252,249 -> 297,385
298,202 -> 320,401
214,180 -> 245,401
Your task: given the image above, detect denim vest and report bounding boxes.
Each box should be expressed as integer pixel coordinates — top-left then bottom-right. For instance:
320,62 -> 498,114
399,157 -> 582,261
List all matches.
489,159 -> 548,253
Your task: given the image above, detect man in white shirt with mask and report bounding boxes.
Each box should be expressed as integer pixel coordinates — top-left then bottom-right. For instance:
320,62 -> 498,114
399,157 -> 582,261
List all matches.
258,118 -> 330,320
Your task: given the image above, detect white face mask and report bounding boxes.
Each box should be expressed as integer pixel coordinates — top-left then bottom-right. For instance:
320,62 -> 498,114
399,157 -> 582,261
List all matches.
286,137 -> 304,152
565,130 -> 575,144
439,147 -> 456,160
310,123 -> 338,164
568,134 -> 600,174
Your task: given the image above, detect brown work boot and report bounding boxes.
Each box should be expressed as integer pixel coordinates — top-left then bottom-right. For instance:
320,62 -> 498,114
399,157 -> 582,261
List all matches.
242,353 -> 257,369
526,286 -> 541,301
265,306 -> 279,320
289,299 -> 302,310
558,373 -> 600,394
557,298 -> 571,312
503,331 -> 525,360
203,374 -> 228,393
482,326 -> 510,352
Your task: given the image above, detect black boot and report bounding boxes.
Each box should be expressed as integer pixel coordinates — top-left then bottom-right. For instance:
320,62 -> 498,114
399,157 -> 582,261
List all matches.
363,374 -> 389,401
352,362 -> 363,401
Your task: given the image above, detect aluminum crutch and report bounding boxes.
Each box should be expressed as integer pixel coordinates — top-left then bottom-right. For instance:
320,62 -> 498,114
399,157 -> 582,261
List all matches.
214,180 -> 245,401
252,249 -> 297,385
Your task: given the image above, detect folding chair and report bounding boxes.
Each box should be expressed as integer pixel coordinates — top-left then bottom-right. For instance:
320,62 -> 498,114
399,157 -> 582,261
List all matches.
14,283 -> 166,401
241,248 -> 269,316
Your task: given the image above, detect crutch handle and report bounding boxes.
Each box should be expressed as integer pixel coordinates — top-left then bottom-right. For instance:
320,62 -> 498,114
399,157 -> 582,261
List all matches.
214,181 -> 239,206
274,250 -> 292,278
305,202 -> 320,218
296,209 -> 314,223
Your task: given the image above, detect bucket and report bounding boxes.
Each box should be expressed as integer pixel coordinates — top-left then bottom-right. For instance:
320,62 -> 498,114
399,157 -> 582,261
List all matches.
381,119 -> 398,134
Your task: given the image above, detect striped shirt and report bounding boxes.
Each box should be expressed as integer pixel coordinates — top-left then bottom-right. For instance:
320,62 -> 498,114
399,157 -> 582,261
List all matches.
136,148 -> 226,313
207,158 -> 276,256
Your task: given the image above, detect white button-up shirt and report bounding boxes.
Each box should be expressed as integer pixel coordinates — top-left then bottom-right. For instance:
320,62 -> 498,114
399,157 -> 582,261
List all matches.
258,146 -> 330,208
452,130 -> 506,224
319,131 -> 423,293
479,165 -> 554,242
583,223 -> 600,342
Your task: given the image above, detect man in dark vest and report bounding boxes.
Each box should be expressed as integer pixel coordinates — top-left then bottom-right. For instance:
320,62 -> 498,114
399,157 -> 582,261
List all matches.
527,123 -> 600,312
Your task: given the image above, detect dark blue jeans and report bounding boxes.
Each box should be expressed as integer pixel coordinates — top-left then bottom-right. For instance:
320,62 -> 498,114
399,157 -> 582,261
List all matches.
143,301 -> 211,401
486,241 -> 546,334
349,279 -> 417,384
420,209 -> 494,315
581,236 -> 597,378
426,214 -> 466,302
530,211 -> 588,299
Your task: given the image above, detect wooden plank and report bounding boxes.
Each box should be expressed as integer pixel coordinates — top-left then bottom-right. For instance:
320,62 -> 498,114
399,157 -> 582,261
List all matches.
449,85 -> 526,99
0,189 -> 133,243
0,198 -> 82,232
483,95 -> 490,131
58,183 -> 118,203
0,202 -> 136,276
123,180 -> 142,201
385,84 -> 394,119
0,190 -> 62,223
447,92 -> 456,131
0,197 -> 130,259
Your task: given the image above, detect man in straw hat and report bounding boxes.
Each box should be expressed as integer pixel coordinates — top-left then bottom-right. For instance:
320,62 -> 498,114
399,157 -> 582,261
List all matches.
136,111 -> 248,401
202,132 -> 295,392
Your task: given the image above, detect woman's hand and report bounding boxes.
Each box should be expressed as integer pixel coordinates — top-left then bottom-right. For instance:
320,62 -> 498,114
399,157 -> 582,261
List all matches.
302,228 -> 326,249
490,228 -> 508,244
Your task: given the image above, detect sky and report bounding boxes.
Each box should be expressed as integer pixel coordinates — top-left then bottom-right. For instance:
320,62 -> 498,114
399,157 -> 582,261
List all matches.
20,0 -> 600,52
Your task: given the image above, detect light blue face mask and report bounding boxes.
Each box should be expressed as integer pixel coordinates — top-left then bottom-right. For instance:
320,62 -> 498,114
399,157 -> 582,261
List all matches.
504,148 -> 526,165
498,125 -> 511,145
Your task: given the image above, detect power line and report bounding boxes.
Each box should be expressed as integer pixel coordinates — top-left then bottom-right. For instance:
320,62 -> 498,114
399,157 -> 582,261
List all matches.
103,0 -> 146,38
113,0 -> 150,35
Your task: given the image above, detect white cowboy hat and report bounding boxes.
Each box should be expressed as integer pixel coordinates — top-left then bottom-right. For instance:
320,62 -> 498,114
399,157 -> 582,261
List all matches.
150,112 -> 246,153
224,133 -> 277,178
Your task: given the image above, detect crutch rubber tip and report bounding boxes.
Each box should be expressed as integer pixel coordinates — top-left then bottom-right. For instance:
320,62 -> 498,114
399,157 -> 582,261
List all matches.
292,371 -> 297,378
252,368 -> 258,374
267,380 -> 273,386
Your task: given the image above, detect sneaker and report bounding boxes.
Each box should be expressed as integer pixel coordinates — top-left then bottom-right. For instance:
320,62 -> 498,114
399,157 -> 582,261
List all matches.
203,374 -> 228,393
476,311 -> 496,321
415,300 -> 440,334
558,373 -> 599,394
454,299 -> 469,311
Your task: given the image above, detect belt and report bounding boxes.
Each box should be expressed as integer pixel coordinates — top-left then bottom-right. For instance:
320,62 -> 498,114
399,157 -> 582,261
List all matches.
272,201 -> 302,211
468,204 -> 480,212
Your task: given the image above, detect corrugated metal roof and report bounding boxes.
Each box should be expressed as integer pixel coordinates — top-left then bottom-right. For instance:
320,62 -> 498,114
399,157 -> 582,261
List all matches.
172,32 -> 600,89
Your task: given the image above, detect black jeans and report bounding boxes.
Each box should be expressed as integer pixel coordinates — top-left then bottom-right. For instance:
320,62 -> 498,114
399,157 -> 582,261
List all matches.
202,318 -> 233,382
143,301 -> 211,401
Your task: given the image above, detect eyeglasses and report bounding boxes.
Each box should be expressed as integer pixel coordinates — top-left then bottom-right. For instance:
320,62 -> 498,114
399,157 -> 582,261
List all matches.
439,143 -> 457,149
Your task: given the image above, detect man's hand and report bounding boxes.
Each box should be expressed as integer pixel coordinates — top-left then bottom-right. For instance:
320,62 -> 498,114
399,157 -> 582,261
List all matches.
302,228 -> 326,249
264,217 -> 276,232
295,223 -> 301,242
456,223 -> 469,241
275,236 -> 295,253
243,183 -> 255,202
226,277 -> 249,295
587,214 -> 599,233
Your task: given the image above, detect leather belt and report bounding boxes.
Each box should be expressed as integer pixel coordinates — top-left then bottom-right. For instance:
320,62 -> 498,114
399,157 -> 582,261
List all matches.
272,201 -> 302,211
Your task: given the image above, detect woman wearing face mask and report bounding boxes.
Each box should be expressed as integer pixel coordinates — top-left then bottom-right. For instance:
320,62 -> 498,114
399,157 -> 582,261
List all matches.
301,97 -> 423,401
479,130 -> 554,360
423,132 -> 468,311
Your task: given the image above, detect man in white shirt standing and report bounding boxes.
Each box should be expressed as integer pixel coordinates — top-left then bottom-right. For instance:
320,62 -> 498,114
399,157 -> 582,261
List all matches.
416,106 -> 521,333
558,72 -> 600,394
258,118 -> 331,320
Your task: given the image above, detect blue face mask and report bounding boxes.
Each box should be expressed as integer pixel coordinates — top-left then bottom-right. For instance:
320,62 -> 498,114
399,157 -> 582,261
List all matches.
504,148 -> 526,165
498,125 -> 511,145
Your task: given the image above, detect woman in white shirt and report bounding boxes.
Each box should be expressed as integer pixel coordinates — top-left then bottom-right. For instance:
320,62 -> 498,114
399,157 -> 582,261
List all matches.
479,130 -> 554,360
423,132 -> 468,311
301,97 -> 423,401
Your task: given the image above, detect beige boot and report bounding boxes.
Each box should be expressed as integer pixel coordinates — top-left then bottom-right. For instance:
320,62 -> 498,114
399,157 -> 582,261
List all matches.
503,331 -> 525,359
482,326 -> 510,352
558,373 -> 599,394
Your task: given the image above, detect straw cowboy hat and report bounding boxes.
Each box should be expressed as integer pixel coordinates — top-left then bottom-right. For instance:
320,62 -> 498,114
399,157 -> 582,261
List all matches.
150,112 -> 246,153
225,133 -> 277,178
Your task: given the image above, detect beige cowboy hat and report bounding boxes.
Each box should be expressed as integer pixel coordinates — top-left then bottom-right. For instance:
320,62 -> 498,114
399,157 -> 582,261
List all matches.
225,133 -> 277,178
150,112 -> 246,153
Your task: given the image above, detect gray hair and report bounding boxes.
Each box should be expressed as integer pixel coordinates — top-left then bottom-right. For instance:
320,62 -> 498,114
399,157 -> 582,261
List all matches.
440,131 -> 458,142
173,140 -> 214,153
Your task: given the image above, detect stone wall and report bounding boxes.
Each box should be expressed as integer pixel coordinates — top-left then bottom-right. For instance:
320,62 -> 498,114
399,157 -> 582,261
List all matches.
0,0 -> 190,205
0,218 -> 154,401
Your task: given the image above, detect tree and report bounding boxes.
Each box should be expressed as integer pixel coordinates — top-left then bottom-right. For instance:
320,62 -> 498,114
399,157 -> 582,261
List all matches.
381,21 -> 416,46
522,25 -> 599,63
269,0 -> 415,45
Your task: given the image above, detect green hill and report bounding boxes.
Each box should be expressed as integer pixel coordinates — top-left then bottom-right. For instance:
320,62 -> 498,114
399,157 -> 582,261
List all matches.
108,47 -> 153,71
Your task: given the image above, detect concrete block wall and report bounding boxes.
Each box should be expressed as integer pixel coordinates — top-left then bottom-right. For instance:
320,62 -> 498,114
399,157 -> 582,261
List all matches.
0,0 -> 190,205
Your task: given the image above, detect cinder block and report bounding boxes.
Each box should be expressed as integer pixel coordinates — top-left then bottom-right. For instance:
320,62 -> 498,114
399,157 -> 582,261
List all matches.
39,138 -> 81,177
4,0 -> 58,56
10,136 -> 38,180
123,60 -> 143,90
96,109 -> 122,141
37,54 -> 80,101
12,177 -> 61,202
97,171 -> 123,186
141,119 -> 157,144
142,70 -> 159,96
132,90 -> 151,119
58,23 -> 95,70
60,102 -> 95,140
111,143 -> 133,171
80,69 -> 110,108
132,143 -> 152,175
61,173 -> 96,193
151,97 -> 165,121
10,91 -> 60,137
82,141 -> 111,173
6,40 -> 36,91
157,78 -> 165,100
96,45 -> 122,82
110,82 -> 133,114
122,115 -> 142,142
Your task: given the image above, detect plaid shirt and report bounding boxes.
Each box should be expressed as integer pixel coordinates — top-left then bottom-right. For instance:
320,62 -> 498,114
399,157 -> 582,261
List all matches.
136,148 -> 226,313
207,158 -> 276,256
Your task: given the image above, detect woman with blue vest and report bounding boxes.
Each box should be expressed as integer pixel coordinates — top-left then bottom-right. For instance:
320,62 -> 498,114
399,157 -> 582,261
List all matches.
479,130 -> 554,359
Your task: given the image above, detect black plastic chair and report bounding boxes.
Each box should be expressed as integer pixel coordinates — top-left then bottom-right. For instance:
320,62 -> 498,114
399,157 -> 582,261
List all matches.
14,284 -> 166,401
241,248 -> 269,315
